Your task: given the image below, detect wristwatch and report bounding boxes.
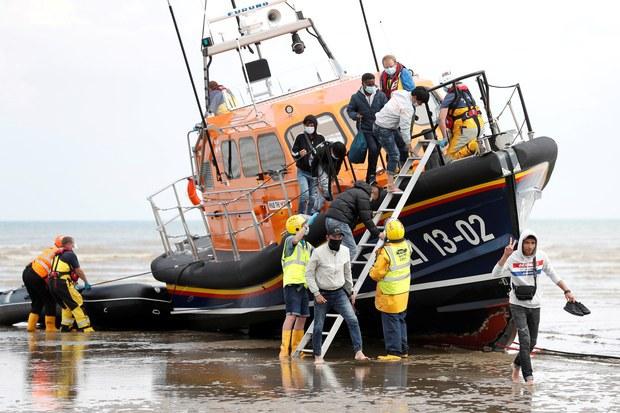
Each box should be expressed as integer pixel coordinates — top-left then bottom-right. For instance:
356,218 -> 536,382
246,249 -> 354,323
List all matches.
563,289 -> 571,294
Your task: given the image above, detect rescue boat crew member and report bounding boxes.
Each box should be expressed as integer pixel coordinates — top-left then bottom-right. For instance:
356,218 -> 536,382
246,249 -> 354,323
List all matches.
48,236 -> 94,332
22,235 -> 64,332
369,218 -> 413,361
279,215 -> 314,359
438,72 -> 485,162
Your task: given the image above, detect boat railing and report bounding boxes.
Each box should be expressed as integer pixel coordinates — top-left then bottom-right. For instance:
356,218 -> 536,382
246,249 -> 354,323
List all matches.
423,70 -> 535,154
148,162 -> 300,262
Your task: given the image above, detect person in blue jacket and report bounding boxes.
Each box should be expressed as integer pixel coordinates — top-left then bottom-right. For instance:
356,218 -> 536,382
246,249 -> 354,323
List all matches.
346,73 -> 388,183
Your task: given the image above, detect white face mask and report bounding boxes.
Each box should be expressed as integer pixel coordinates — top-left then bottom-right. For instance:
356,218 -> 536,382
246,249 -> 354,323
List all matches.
385,66 -> 396,76
304,126 -> 315,134
364,85 -> 377,94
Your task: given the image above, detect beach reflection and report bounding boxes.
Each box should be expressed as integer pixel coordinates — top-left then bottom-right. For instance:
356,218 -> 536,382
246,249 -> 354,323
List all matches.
1,330 -> 618,412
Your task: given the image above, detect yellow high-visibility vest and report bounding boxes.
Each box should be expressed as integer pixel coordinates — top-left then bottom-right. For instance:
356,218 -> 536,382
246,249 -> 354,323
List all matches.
379,240 -> 412,295
281,239 -> 312,286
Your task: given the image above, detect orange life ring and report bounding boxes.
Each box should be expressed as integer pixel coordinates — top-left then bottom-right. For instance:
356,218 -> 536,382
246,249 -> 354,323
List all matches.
187,178 -> 201,206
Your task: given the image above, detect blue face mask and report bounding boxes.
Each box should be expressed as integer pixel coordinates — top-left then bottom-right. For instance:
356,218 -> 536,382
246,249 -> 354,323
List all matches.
385,66 -> 396,76
364,85 -> 377,94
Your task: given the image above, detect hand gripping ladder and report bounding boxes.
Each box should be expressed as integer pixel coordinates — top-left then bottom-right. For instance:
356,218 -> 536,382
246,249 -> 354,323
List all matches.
292,139 -> 438,359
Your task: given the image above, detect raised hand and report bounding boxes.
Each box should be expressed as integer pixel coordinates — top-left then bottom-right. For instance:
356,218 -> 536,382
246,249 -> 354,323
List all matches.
503,237 -> 517,258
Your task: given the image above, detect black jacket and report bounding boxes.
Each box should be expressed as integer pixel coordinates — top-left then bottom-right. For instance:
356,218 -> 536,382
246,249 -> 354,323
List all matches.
326,181 -> 380,237
291,132 -> 325,173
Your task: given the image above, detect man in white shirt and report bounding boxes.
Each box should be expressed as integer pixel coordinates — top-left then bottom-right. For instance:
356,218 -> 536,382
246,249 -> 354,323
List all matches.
373,88 -> 428,192
306,227 -> 369,364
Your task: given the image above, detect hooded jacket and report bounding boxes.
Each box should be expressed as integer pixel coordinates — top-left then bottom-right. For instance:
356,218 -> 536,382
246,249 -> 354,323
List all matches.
492,229 -> 561,308
325,181 -> 380,238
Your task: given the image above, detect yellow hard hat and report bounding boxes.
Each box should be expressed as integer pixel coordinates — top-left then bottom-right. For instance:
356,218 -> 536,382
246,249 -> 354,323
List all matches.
286,214 -> 306,235
385,218 -> 405,241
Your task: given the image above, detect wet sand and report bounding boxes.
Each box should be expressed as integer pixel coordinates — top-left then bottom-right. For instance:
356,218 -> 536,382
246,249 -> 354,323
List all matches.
1,329 -> 618,412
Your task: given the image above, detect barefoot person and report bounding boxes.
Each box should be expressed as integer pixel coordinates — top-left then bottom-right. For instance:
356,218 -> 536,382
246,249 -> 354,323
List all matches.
492,230 -> 577,384
305,227 -> 369,363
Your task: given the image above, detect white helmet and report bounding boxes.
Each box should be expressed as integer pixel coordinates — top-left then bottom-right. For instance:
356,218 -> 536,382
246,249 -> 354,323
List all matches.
439,71 -> 454,92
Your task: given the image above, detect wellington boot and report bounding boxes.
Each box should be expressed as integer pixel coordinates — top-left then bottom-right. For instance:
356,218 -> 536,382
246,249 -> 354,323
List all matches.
279,330 -> 292,359
26,313 -> 39,332
45,316 -> 58,332
291,330 -> 305,357
377,354 -> 402,362
82,326 -> 95,333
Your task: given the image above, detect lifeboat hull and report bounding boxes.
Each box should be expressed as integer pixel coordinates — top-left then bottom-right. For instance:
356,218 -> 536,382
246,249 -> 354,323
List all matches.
152,137 -> 556,348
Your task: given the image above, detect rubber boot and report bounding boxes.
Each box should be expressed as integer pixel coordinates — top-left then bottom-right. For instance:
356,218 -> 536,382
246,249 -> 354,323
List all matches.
279,330 -> 292,359
291,330 -> 305,358
26,313 -> 39,332
45,316 -> 58,332
82,326 -> 95,333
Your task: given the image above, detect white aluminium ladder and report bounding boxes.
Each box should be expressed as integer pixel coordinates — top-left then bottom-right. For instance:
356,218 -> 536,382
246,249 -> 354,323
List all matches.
291,140 -> 438,358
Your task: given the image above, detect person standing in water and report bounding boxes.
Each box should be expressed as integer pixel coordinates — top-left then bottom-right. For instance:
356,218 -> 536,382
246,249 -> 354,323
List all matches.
492,230 -> 577,384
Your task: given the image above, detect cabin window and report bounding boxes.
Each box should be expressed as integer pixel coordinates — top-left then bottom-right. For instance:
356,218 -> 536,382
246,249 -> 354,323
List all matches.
284,112 -> 347,149
340,105 -> 357,135
239,137 -> 260,177
257,133 -> 286,172
220,140 -> 241,179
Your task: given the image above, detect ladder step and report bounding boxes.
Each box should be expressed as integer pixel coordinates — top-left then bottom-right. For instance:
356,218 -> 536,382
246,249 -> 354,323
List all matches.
351,260 -> 367,265
301,349 -> 313,353
358,243 -> 377,247
322,332 -> 329,336
379,208 -> 395,212
326,313 -> 340,318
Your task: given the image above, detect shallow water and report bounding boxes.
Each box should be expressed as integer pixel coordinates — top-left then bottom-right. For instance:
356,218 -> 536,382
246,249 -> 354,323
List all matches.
0,329 -> 618,412
1,220 -> 619,410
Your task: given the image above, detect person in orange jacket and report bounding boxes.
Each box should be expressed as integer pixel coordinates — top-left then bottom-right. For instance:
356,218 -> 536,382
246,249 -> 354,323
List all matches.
22,235 -> 64,331
369,218 -> 413,361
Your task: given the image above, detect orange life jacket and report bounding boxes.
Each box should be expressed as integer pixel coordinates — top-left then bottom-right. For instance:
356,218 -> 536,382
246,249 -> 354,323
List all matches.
31,247 -> 63,278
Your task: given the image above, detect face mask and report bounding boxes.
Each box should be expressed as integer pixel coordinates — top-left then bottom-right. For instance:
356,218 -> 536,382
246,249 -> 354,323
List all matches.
304,226 -> 309,236
328,238 -> 342,251
364,85 -> 377,94
385,66 -> 396,76
304,126 -> 315,135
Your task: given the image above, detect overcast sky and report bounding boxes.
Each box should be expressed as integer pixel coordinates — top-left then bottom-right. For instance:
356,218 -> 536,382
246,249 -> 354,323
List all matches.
1,0 -> 619,220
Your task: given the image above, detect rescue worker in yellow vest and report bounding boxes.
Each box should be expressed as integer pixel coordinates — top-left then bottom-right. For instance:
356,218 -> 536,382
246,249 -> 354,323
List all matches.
48,236 -> 94,332
22,235 -> 64,332
438,72 -> 485,162
279,215 -> 314,358
369,218 -> 413,361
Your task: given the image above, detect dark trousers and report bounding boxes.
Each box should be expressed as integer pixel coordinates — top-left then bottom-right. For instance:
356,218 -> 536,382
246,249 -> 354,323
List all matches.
381,311 -> 408,356
361,129 -> 380,183
22,265 -> 56,316
510,304 -> 540,380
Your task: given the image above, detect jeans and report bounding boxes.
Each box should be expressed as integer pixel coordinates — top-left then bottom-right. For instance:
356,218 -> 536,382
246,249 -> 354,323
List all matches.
312,288 -> 363,356
393,131 -> 409,165
510,304 -> 540,380
381,311 -> 408,356
373,124 -> 400,175
314,166 -> 329,212
324,217 -> 357,261
361,129 -> 380,183
297,170 -> 315,215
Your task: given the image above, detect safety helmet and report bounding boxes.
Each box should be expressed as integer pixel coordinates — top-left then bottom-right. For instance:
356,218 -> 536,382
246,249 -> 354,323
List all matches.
286,215 -> 307,235
54,234 -> 65,248
385,218 -> 405,241
439,71 -> 454,92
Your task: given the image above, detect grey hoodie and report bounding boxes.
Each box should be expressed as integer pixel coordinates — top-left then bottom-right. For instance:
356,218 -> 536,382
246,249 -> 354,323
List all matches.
492,229 -> 561,308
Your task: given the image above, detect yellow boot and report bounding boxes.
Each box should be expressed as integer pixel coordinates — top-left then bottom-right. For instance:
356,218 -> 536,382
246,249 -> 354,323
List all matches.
45,316 -> 58,332
279,330 -> 292,359
26,313 -> 39,332
290,330 -> 305,358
